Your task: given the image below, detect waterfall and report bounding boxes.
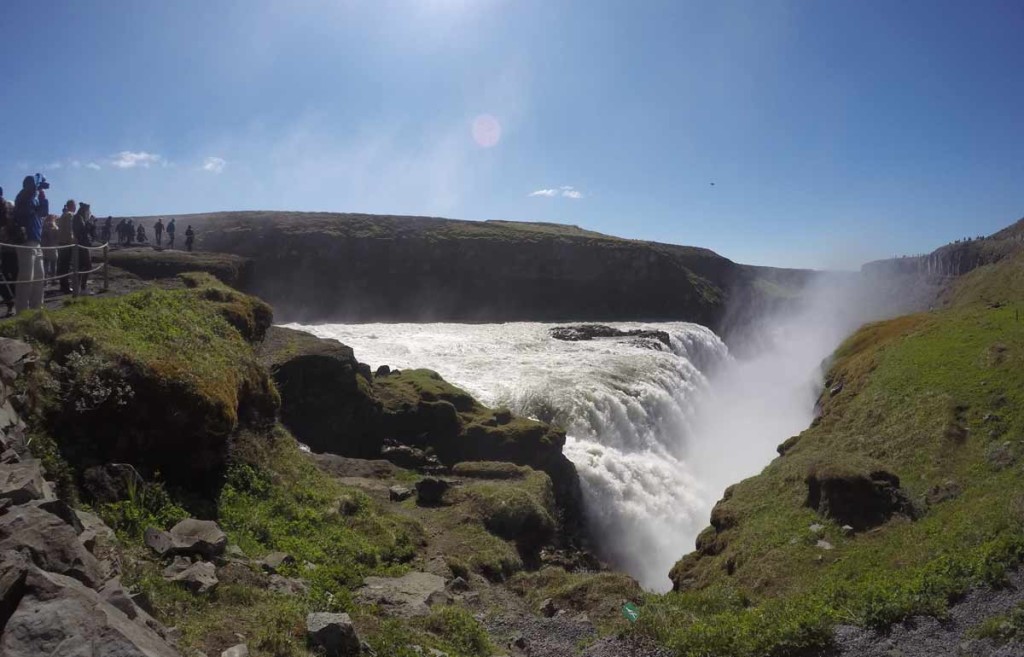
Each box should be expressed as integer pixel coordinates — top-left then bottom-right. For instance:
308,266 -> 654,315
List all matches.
291,321 -> 734,590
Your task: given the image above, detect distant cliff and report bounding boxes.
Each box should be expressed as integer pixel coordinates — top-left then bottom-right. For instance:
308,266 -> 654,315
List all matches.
124,211 -> 812,330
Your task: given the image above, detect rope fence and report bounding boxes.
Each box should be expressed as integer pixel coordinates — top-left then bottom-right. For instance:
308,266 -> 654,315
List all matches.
0,241 -> 110,296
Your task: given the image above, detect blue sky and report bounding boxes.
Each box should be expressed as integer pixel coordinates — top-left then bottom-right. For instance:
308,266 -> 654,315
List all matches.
2,1 -> 1022,269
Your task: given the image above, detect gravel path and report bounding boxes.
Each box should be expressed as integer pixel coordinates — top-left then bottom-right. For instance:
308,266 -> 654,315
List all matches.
829,571 -> 1024,657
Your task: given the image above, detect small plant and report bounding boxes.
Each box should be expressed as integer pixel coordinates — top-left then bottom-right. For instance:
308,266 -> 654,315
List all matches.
48,346 -> 134,413
99,475 -> 188,539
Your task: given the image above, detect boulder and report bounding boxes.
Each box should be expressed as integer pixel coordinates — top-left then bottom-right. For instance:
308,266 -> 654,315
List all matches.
540,597 -> 557,618
415,477 -> 451,506
381,444 -> 441,470
0,550 -> 29,630
805,464 -> 915,531
0,565 -> 181,657
0,502 -> 103,588
222,645 -> 249,657
311,452 -> 397,480
0,338 -> 37,382
356,571 -> 446,617
216,561 -> 269,589
260,326 -> 383,458
82,463 -> 145,504
168,519 -> 228,559
389,486 -> 413,502
144,527 -> 176,557
162,556 -> 193,578
260,551 -> 295,574
0,459 -> 52,505
269,574 -> 309,596
306,612 -> 361,656
76,508 -> 117,555
170,561 -> 218,595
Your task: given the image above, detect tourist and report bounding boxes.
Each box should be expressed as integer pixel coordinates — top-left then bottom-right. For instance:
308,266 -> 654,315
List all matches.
126,218 -> 135,245
0,188 -> 15,315
102,216 -> 112,244
13,175 -> 48,313
73,202 -> 94,295
154,218 -> 164,246
185,225 -> 195,252
88,215 -> 98,243
136,222 -> 147,244
57,200 -> 76,294
41,214 -> 59,281
167,218 -> 176,248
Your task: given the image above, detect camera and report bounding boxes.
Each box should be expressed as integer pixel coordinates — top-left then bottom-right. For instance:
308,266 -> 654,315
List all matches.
34,173 -> 50,190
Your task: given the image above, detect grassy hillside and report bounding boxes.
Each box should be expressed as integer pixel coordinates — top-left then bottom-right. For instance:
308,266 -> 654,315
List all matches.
121,211 -> 811,328
642,251 -> 1024,655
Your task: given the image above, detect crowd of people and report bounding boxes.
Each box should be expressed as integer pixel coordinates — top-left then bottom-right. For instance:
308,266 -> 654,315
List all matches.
0,174 -> 198,317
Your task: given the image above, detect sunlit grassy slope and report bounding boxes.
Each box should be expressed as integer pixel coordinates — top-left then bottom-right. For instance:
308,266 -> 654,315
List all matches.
639,248 -> 1024,656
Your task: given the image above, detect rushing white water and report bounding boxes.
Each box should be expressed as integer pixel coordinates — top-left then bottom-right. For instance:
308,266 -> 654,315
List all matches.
289,295 -> 863,590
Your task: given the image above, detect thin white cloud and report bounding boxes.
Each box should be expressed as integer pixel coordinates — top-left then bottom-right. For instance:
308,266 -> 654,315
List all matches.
86,162 -> 102,170
110,151 -> 165,169
71,160 -> 82,169
43,162 -> 63,171
201,157 -> 227,174
530,185 -> 584,199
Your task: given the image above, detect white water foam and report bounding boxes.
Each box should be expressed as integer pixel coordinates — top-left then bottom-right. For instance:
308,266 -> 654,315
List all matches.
287,321 -> 732,590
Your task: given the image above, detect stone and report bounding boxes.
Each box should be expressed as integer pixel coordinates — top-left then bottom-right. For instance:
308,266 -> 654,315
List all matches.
306,611 -> 361,656
33,498 -> 84,534
816,540 -> 834,551
225,543 -> 246,559
389,485 -> 413,502
428,649 -> 448,657
808,523 -> 825,536
382,445 -> 440,471
0,338 -> 37,381
425,590 -> 452,607
509,633 -> 529,652
337,494 -> 361,516
841,525 -> 855,537
144,527 -> 176,557
217,561 -> 269,589
356,571 -> 446,617
222,644 -> 249,657
81,463 -> 145,504
260,551 -> 295,573
0,550 -> 29,630
926,480 -> 962,506
446,576 -> 470,593
260,326 -> 383,459
171,561 -> 218,595
162,556 -> 193,578
0,502 -> 103,588
986,441 -> 1015,471
0,448 -> 19,464
0,459 -> 52,505
540,597 -> 557,617
415,477 -> 451,506
269,574 -> 309,596
0,565 -> 180,657
805,465 -> 915,531
375,365 -> 391,377
168,519 -> 228,559
100,578 -> 140,619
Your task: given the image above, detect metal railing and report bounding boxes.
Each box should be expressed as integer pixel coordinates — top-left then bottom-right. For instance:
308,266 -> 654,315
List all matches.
0,241 -> 110,296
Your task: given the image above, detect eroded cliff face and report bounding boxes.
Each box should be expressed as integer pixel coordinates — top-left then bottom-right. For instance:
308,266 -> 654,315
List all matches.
127,211 -> 807,329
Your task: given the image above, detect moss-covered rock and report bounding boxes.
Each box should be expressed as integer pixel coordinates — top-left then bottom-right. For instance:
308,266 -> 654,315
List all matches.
108,248 -> 253,288
0,277 -> 279,496
259,326 -> 382,458
374,369 -> 583,538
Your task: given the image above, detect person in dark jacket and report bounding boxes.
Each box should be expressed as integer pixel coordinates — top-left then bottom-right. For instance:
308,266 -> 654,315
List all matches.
154,218 -> 164,246
73,203 -> 94,295
13,175 -> 47,312
185,225 -> 195,251
167,218 -> 176,248
0,189 -> 15,315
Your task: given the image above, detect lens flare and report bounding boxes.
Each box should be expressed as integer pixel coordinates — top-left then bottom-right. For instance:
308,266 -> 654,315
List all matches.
471,114 -> 502,148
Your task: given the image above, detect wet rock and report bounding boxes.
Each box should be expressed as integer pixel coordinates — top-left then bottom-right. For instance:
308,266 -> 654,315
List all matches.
357,571 -> 446,617
260,551 -> 295,574
389,485 -> 414,502
415,477 -> 451,506
0,459 -> 53,505
1,565 -> 179,657
549,324 -> 671,349
0,502 -> 103,588
81,463 -> 145,504
171,561 -> 218,595
306,611 -> 361,656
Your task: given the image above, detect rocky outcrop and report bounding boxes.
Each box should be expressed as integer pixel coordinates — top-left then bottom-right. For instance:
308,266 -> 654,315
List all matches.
108,248 -> 254,288
805,464 -> 916,532
355,571 -> 447,617
549,324 -> 671,350
144,519 -> 228,560
259,326 -> 382,458
306,612 -> 361,656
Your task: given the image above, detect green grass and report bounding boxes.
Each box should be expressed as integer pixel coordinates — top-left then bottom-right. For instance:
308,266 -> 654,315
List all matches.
970,602 -> 1024,646
510,566 -> 643,631
648,257 -> 1024,656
